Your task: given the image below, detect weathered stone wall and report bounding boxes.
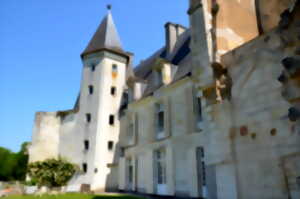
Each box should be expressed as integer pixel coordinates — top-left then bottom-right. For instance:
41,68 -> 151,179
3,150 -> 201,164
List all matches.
257,0 -> 295,33
218,7 -> 300,198
202,0 -> 259,59
28,112 -> 60,163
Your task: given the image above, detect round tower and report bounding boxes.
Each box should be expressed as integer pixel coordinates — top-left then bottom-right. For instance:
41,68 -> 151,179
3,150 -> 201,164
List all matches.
78,6 -> 132,191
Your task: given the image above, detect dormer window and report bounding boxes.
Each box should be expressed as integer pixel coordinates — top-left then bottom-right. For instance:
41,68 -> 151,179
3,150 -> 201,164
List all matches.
155,69 -> 163,86
155,103 -> 165,139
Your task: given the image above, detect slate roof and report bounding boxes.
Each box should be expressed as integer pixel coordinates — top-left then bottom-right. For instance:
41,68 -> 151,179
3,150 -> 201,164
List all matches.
133,29 -> 192,97
81,11 -> 123,57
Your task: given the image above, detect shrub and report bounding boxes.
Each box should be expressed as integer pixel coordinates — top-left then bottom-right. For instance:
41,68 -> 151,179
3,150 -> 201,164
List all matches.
27,158 -> 77,188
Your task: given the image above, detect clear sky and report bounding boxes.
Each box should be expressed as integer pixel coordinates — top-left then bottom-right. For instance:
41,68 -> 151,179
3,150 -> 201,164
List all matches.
0,0 -> 189,152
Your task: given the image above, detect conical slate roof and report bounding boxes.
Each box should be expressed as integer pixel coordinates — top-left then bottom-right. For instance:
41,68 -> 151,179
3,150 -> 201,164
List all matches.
81,10 -> 123,57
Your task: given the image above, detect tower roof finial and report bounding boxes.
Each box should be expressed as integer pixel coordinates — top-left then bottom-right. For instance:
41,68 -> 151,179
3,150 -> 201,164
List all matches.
107,4 -> 112,10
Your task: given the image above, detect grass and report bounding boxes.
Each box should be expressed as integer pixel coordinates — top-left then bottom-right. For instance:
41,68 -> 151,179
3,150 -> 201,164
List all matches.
3,193 -> 145,199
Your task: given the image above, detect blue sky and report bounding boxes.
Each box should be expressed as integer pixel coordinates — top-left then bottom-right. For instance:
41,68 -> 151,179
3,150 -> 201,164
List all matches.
0,0 -> 188,152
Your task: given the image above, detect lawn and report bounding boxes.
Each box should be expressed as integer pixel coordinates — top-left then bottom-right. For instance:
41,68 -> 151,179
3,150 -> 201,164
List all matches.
3,193 -> 145,199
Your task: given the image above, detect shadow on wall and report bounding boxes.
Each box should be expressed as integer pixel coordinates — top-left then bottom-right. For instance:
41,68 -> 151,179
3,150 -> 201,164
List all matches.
104,141 -> 121,193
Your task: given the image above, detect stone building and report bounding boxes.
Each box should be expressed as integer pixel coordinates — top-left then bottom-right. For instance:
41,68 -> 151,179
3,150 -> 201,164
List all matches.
29,0 -> 300,198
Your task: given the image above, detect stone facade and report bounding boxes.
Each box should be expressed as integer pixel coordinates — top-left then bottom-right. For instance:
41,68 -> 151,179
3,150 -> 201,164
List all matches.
29,0 -> 300,198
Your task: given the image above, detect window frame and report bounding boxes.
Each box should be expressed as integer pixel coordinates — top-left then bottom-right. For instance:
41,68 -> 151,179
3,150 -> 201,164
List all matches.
155,103 -> 165,139
155,148 -> 167,185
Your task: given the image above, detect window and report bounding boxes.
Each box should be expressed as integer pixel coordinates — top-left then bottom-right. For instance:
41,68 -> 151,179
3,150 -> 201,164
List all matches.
196,97 -> 202,121
155,148 -> 166,185
127,158 -> 133,186
156,103 -> 164,138
120,147 -> 125,157
83,163 -> 87,173
112,64 -> 118,73
154,69 -> 163,86
91,64 -> 96,72
128,122 -> 134,145
108,141 -> 114,150
84,140 -> 89,150
109,115 -> 115,125
111,87 -> 116,96
196,147 -> 206,188
88,85 -> 94,95
193,89 -> 203,129
86,113 -> 91,123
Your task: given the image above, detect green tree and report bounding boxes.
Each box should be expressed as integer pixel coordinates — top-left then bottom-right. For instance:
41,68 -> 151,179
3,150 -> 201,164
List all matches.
0,147 -> 14,181
14,142 -> 30,180
0,142 -> 29,181
27,158 -> 77,188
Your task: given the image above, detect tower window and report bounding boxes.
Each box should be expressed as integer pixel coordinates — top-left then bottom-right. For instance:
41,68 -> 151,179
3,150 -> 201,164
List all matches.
91,64 -> 96,72
108,141 -> 114,150
84,140 -> 89,150
88,85 -> 94,95
112,64 -> 118,73
109,115 -> 115,125
83,163 -> 88,173
111,87 -> 116,96
86,113 -> 91,123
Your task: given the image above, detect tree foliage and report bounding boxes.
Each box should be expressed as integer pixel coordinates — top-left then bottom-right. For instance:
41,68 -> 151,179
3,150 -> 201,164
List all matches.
0,142 -> 29,181
27,158 -> 77,188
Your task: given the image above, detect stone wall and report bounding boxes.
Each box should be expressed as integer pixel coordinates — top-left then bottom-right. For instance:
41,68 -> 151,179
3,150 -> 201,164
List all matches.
28,112 -> 60,163
218,5 -> 300,198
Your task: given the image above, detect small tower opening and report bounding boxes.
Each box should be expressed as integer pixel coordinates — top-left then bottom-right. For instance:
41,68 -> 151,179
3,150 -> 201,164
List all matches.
109,115 -> 115,125
86,113 -> 91,123
83,163 -> 88,173
112,64 -> 118,73
111,86 -> 116,96
84,140 -> 89,150
108,141 -> 114,150
88,85 -> 94,95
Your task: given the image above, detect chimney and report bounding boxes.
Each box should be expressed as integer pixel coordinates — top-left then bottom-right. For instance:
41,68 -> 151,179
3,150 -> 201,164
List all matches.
165,22 -> 187,56
165,22 -> 177,55
176,24 -> 186,38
